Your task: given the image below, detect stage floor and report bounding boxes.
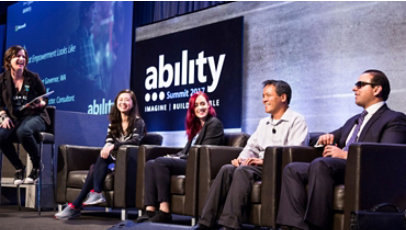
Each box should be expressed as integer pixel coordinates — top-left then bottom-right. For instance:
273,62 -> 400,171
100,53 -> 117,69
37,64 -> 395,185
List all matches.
0,205 -> 128,230
0,205 -> 269,230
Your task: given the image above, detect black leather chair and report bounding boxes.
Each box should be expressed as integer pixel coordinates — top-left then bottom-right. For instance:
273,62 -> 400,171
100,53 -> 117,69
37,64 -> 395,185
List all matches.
55,133 -> 163,220
275,141 -> 406,230
0,106 -> 55,214
135,132 -> 250,225
198,132 -> 323,228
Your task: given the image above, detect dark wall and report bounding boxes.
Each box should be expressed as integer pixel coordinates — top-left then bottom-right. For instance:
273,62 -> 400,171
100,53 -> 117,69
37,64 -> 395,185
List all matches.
0,2 -> 16,24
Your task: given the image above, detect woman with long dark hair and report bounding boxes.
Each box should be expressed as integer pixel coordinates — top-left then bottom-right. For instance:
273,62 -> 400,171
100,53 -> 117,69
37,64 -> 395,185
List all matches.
137,91 -> 225,223
55,89 -> 145,220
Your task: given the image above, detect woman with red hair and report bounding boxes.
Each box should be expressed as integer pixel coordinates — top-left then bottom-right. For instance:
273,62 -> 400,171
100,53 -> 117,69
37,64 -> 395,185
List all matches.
137,91 -> 224,223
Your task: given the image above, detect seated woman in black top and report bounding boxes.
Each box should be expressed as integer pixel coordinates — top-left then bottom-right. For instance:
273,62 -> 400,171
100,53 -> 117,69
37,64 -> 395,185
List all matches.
0,45 -> 50,185
137,91 -> 225,223
55,89 -> 146,220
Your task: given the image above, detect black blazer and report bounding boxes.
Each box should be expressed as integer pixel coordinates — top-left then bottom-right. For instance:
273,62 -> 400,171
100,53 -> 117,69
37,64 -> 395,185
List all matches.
331,104 -> 406,147
0,69 -> 50,125
177,116 -> 225,158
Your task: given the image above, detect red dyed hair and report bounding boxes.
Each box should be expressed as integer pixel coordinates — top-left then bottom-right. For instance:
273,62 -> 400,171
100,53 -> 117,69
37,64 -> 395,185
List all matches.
185,92 -> 216,140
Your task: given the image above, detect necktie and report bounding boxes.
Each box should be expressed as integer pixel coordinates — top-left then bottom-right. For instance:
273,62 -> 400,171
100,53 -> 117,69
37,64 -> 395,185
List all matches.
343,110 -> 368,151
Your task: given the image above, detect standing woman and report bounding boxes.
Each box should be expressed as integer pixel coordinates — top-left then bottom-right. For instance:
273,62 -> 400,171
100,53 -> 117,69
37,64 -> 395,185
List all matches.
137,91 -> 225,223
0,45 -> 50,185
55,89 -> 145,220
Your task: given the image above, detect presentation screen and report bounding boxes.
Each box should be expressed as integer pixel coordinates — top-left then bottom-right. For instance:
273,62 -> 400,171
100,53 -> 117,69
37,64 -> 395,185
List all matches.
6,1 -> 134,114
133,17 -> 243,131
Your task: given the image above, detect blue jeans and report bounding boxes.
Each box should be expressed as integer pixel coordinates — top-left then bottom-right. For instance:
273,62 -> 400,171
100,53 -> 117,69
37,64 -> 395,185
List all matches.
0,115 -> 45,170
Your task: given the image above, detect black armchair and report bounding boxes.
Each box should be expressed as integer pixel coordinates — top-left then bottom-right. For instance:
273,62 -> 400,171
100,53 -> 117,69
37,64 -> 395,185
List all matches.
342,143 -> 406,230
273,142 -> 406,230
197,132 -> 322,228
197,145 -> 297,228
135,132 -> 250,224
55,133 -> 163,220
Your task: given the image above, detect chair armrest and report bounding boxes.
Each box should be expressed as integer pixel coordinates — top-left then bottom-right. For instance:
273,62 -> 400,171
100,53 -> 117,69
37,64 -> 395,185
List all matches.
56,145 -> 101,203
343,142 -> 406,230
135,145 -> 183,209
37,132 -> 54,143
255,145 -> 319,228
183,146 -> 200,216
281,146 -> 321,169
198,145 -> 243,216
113,145 -> 140,208
260,146 -> 284,227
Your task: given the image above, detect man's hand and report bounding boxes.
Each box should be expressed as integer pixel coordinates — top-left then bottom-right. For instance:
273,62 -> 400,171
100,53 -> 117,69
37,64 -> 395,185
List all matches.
317,134 -> 335,146
100,145 -> 114,159
0,117 -> 14,129
231,158 -> 263,167
244,158 -> 263,166
323,145 -> 348,159
231,158 -> 241,167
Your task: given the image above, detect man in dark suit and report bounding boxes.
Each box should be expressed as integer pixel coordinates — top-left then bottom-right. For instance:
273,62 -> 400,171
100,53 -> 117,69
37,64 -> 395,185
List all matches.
276,69 -> 406,230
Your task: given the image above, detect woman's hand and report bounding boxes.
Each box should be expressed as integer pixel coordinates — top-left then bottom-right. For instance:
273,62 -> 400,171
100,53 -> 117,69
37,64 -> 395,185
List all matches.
29,99 -> 46,110
0,117 -> 14,129
100,145 -> 114,159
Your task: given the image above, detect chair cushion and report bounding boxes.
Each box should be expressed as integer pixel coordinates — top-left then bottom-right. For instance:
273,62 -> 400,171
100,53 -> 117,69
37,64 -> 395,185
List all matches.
67,170 -> 115,191
250,181 -> 262,203
170,175 -> 185,195
141,133 -> 163,145
333,184 -> 345,211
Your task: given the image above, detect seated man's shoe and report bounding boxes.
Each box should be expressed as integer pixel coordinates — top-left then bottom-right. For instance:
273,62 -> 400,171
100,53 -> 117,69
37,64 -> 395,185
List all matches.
13,168 -> 25,185
148,210 -> 172,223
83,191 -> 106,205
191,224 -> 211,230
279,225 -> 303,230
24,168 -> 40,184
55,204 -> 81,220
136,210 -> 156,223
219,227 -> 237,230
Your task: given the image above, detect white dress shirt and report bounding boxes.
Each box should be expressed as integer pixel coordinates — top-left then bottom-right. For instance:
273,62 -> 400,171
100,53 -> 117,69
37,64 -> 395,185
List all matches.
238,108 -> 309,160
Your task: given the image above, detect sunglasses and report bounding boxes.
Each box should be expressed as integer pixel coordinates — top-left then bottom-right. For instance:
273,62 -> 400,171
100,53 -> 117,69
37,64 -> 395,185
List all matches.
354,81 -> 375,88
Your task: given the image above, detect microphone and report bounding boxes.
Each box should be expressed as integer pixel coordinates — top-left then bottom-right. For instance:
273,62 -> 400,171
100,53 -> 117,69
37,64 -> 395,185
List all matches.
267,121 -> 276,133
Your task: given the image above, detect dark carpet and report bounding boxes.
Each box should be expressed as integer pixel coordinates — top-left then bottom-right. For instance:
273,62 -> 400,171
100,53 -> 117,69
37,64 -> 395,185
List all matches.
0,205 -> 269,230
0,205 -> 198,230
0,205 -> 131,230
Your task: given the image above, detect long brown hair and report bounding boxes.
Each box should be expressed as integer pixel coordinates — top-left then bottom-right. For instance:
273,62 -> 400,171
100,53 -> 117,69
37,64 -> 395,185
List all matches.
109,89 -> 141,138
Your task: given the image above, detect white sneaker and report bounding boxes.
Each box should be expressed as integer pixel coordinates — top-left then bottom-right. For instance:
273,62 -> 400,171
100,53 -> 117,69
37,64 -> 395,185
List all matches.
13,169 -> 24,185
83,192 -> 106,205
55,205 -> 81,220
24,168 -> 40,184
